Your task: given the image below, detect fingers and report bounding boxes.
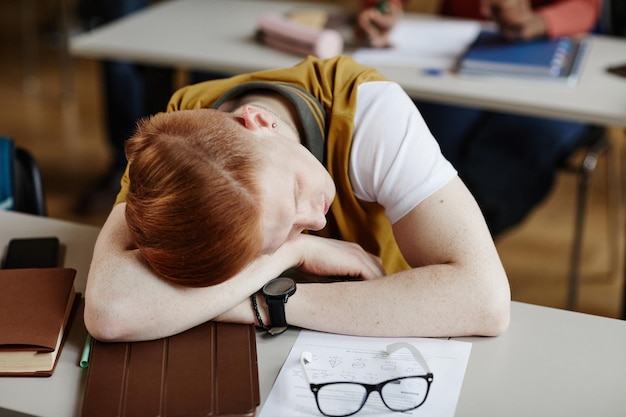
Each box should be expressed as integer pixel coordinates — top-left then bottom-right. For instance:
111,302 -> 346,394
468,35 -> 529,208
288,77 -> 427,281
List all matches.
359,254 -> 385,281
290,235 -> 385,280
357,10 -> 391,47
481,0 -> 546,40
354,3 -> 402,48
502,14 -> 547,40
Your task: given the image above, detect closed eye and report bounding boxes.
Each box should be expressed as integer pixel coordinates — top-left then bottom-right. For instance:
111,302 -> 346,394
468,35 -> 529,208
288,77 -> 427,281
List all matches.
294,176 -> 299,215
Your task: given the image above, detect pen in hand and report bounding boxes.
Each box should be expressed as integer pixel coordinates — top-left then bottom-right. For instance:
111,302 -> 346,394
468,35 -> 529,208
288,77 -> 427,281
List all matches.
377,0 -> 389,15
369,0 -> 395,48
354,0 -> 400,48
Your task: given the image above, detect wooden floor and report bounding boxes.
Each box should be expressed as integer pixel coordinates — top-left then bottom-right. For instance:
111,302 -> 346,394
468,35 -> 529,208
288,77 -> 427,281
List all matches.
2,18 -> 624,319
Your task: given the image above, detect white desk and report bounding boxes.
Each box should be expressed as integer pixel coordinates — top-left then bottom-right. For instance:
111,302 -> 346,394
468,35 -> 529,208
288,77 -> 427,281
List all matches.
0,212 -> 100,417
1,209 -> 626,416
69,0 -> 626,127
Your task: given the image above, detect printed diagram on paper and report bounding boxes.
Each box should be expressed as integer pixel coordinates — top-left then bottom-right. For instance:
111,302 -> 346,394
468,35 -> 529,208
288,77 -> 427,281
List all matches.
293,347 -> 425,385
258,330 -> 472,417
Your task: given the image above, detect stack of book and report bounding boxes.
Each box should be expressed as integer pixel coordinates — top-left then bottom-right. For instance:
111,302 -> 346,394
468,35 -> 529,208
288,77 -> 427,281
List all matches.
0,267 -> 76,376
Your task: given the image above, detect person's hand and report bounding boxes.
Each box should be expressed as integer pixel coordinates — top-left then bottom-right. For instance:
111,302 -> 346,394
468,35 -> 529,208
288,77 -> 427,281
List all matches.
355,1 -> 403,48
480,0 -> 547,40
286,234 -> 385,281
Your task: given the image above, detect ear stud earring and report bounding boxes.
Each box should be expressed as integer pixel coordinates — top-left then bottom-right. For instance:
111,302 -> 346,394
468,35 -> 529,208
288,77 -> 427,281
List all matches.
271,122 -> 278,129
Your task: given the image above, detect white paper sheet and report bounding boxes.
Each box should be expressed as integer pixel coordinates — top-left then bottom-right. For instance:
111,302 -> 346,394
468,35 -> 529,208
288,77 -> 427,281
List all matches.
258,330 -> 472,417
352,19 -> 481,70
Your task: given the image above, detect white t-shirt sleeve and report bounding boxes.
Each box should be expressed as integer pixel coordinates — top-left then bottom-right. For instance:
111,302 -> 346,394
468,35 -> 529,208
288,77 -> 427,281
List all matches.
350,81 -> 457,224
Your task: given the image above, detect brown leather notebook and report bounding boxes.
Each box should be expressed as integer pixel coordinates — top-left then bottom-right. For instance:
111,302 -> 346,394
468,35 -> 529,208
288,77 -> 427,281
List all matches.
0,267 -> 77,376
82,321 -> 260,417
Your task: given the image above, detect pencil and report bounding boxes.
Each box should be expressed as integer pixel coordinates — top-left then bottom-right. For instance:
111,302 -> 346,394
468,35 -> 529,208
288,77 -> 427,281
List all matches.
80,333 -> 93,368
376,0 -> 389,14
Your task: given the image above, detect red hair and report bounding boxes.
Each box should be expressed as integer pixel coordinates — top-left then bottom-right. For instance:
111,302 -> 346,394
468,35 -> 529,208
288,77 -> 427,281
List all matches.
124,109 -> 263,287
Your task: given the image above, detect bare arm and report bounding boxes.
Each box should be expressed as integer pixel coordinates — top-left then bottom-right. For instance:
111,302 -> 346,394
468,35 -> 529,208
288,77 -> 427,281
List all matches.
84,203 -> 278,341
87,178 -> 509,340
226,176 -> 511,337
85,203 -> 384,341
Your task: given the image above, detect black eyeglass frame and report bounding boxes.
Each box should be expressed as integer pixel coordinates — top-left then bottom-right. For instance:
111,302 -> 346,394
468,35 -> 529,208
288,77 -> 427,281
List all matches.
300,342 -> 435,417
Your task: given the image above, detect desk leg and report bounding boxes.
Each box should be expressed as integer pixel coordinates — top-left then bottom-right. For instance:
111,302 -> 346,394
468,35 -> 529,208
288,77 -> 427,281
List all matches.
622,268 -> 626,319
619,129 -> 626,320
600,127 -> 626,320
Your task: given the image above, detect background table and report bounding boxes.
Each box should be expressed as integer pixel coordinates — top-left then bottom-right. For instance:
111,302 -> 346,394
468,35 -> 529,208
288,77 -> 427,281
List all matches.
69,0 -> 626,128
1,210 -> 626,416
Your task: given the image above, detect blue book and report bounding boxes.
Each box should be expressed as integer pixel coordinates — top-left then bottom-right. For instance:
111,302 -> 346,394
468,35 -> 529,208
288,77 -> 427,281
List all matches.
458,30 -> 587,84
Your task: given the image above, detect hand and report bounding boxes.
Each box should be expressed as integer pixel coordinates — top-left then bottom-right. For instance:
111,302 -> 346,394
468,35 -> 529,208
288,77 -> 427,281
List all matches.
354,1 -> 403,48
480,0 -> 547,40
286,234 -> 385,281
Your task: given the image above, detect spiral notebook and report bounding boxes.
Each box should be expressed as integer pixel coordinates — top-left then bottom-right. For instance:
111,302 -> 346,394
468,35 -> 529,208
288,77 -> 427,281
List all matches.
458,30 -> 587,85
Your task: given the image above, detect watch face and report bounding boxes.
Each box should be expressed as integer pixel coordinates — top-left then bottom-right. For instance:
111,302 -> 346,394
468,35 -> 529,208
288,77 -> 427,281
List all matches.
263,277 -> 296,297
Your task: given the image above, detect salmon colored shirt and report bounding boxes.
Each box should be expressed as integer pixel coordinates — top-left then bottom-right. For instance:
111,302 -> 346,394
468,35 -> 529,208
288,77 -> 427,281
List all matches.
361,0 -> 600,37
441,0 -> 599,37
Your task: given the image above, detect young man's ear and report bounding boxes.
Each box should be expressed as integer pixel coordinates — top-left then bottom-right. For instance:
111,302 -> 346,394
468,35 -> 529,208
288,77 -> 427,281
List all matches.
241,104 -> 276,131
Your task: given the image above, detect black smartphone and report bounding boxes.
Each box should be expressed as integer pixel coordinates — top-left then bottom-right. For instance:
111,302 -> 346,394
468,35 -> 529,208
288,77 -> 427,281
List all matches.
3,237 -> 60,269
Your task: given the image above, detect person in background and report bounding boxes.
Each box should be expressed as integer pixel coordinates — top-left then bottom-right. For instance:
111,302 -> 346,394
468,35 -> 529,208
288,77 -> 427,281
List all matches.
75,0 -> 174,214
84,55 -> 510,342
357,0 -> 600,237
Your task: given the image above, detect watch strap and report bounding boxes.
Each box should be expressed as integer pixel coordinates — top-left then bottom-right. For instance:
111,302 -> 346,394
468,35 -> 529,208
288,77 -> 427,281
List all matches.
266,296 -> 288,328
268,325 -> 288,336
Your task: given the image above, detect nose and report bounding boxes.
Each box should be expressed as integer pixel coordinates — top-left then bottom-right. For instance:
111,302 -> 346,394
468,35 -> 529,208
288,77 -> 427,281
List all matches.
295,198 -> 326,232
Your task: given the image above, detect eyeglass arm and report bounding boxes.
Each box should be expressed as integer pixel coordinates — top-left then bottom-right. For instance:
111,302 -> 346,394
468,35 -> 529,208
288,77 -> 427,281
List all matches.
300,351 -> 314,385
385,342 -> 432,374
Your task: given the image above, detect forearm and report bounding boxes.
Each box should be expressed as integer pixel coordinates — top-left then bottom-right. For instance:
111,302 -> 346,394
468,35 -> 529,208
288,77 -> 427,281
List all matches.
84,204 -> 288,341
286,258 -> 509,337
86,251 -> 268,341
218,242 -> 510,337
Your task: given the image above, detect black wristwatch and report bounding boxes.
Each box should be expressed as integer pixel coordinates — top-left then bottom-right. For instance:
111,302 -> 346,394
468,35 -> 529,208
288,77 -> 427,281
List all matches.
262,276 -> 297,336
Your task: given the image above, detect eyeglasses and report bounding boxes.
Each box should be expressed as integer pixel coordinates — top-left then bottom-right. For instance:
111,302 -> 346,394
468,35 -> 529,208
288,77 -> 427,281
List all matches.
300,342 -> 434,417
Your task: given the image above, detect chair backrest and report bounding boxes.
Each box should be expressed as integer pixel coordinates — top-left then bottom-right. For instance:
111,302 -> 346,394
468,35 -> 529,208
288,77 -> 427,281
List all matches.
600,0 -> 626,36
0,137 -> 47,216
